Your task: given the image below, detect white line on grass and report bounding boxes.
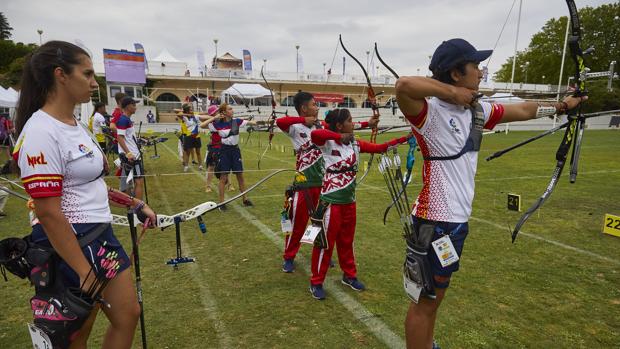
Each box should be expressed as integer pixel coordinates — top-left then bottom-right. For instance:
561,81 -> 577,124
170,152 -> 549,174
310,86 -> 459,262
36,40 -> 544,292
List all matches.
152,176 -> 233,348
475,169 -> 620,182
358,182 -> 620,266
161,143 -> 406,349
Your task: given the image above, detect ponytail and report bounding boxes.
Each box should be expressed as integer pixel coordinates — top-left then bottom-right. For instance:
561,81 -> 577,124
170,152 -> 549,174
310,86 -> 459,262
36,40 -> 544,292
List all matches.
324,108 -> 351,132
15,41 -> 90,134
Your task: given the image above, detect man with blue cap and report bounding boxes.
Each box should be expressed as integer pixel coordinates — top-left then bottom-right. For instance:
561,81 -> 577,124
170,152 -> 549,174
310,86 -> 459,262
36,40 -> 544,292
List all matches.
394,38 -> 586,349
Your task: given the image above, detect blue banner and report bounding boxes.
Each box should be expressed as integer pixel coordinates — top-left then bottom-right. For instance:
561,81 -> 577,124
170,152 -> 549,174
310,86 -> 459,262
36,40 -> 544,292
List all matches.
243,50 -> 252,71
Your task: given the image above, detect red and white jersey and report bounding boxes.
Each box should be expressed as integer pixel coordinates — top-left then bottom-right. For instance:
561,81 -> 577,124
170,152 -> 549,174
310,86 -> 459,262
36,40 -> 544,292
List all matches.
13,110 -> 111,223
406,98 -> 504,223
277,117 -> 324,187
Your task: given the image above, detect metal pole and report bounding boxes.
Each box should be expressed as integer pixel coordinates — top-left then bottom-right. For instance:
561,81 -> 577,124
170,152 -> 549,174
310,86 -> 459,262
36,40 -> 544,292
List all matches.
507,0 -> 523,134
555,16 -> 570,127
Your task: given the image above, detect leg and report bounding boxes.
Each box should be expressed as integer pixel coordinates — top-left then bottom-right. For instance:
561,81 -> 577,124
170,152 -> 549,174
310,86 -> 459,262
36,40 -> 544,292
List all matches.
206,164 -> 214,190
234,172 -> 247,200
67,307 -> 99,349
100,268 -> 141,349
405,279 -> 449,349
218,174 -> 227,203
335,202 -> 357,279
310,205 -> 338,286
0,189 -> 8,213
283,189 -> 313,261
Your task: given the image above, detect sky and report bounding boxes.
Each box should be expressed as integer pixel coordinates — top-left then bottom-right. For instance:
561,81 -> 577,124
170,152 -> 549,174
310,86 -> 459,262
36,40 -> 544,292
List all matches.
3,0 -> 615,78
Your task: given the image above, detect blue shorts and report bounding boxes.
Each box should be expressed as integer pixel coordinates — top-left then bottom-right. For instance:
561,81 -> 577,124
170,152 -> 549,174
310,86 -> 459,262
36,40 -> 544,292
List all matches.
31,223 -> 131,289
216,145 -> 243,174
412,216 -> 469,279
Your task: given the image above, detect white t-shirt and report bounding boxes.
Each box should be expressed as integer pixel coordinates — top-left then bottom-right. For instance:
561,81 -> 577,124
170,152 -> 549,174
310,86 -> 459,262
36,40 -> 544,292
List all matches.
407,98 -> 504,223
116,114 -> 141,159
15,110 -> 111,223
92,112 -> 106,142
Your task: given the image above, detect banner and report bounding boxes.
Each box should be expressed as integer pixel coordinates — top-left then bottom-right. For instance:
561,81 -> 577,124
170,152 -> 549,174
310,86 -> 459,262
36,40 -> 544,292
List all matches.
133,43 -> 149,73
103,49 -> 146,84
312,93 -> 344,103
243,49 -> 252,71
197,49 -> 206,75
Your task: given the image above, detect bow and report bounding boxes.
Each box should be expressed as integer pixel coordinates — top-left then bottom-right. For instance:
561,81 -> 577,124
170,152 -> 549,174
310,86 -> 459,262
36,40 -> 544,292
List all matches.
258,66 -> 278,169
511,0 -> 591,242
373,43 -> 418,223
339,35 -> 380,184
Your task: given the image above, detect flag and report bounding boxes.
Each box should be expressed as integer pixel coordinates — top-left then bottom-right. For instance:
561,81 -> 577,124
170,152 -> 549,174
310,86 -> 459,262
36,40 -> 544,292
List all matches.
133,43 -> 149,73
197,49 -> 206,75
242,50 -> 252,71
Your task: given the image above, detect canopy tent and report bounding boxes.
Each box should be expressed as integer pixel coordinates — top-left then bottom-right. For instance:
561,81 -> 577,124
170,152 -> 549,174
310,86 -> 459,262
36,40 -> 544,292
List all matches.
151,49 -> 188,76
482,92 -> 524,104
0,86 -> 19,108
221,83 -> 272,99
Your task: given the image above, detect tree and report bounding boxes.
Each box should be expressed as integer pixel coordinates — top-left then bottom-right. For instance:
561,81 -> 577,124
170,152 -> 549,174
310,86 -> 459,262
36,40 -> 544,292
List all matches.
494,3 -> 620,86
0,13 -> 13,40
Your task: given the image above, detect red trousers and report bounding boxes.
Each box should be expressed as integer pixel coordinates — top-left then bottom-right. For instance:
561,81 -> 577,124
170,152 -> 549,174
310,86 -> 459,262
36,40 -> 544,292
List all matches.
310,202 -> 357,285
283,186 -> 321,260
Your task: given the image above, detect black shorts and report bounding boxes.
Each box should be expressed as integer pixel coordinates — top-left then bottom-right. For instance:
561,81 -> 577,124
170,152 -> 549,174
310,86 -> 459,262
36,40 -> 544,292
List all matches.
216,145 -> 243,174
120,157 -> 144,191
206,148 -> 221,167
183,135 -> 201,150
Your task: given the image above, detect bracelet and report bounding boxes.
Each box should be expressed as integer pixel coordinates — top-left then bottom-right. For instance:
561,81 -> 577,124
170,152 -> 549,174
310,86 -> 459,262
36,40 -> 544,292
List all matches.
132,201 -> 145,214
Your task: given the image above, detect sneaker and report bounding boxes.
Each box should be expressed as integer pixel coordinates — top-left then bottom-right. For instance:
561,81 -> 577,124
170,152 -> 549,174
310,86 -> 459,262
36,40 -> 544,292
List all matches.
341,276 -> 365,291
432,340 -> 441,349
183,166 -> 189,172
329,259 -> 335,268
282,259 -> 295,273
192,161 -> 199,165
228,185 -> 235,192
199,165 -> 204,170
309,284 -> 326,300
205,187 -> 212,193
242,199 -> 253,207
219,204 -> 227,212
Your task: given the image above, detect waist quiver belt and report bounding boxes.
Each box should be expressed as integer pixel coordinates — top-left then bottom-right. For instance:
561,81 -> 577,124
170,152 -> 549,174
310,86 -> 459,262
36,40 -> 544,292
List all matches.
311,200 -> 330,250
403,224 -> 436,303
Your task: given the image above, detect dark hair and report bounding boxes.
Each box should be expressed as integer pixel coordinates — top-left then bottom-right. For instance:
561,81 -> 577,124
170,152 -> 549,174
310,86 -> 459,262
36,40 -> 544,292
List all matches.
324,108 -> 351,132
15,40 -> 90,134
431,60 -> 471,84
293,91 -> 314,114
182,103 -> 192,113
114,92 -> 126,104
91,102 -> 105,117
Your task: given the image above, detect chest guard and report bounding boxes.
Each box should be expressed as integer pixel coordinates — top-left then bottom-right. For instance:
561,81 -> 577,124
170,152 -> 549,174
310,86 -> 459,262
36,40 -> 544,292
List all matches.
423,102 -> 485,161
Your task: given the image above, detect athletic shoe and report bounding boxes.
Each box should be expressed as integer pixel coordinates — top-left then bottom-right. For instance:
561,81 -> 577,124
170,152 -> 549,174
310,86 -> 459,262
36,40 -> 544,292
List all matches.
205,187 -> 212,193
228,185 -> 235,191
282,259 -> 295,273
219,204 -> 227,212
183,166 -> 189,172
309,284 -> 326,300
199,165 -> 204,170
432,340 -> 441,349
329,259 -> 335,268
341,276 -> 365,291
192,161 -> 199,165
243,199 -> 253,207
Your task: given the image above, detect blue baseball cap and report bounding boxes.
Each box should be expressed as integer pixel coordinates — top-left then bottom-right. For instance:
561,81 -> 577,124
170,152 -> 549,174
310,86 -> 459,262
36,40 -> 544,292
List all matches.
429,38 -> 492,73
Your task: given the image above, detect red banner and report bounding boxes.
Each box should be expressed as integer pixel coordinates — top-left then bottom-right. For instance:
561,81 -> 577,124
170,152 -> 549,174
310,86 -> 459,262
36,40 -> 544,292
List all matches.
312,93 -> 344,103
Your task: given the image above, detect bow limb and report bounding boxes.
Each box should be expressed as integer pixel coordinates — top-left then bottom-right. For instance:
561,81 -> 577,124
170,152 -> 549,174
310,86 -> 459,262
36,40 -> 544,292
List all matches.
511,0 -> 589,242
339,35 -> 380,184
258,66 -> 278,169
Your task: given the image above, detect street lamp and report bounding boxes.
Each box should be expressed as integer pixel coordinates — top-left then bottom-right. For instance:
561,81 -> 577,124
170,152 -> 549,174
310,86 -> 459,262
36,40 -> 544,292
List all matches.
37,29 -> 43,45
263,59 -> 267,72
213,39 -> 219,68
523,61 -> 530,84
295,45 -> 300,75
366,51 -> 370,72
323,62 -> 326,76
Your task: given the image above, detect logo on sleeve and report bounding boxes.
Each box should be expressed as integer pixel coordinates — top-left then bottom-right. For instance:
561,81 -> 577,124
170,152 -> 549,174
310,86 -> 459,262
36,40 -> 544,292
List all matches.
26,152 -> 48,168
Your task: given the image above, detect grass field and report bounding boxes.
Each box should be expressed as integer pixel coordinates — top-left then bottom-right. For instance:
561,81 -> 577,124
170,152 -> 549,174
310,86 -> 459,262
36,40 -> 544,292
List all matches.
1,129 -> 619,348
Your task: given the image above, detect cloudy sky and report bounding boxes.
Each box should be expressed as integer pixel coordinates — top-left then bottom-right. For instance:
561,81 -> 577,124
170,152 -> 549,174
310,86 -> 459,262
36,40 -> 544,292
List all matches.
3,0 -> 614,78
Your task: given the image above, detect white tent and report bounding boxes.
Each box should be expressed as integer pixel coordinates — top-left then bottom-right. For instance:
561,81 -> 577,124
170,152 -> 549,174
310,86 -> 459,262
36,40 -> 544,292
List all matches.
0,86 -> 18,108
483,92 -> 524,104
221,83 -> 272,99
151,49 -> 188,76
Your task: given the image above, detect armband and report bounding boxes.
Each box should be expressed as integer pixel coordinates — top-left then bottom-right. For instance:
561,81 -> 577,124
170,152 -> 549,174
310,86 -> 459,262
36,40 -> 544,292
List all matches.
132,201 -> 145,214
108,187 -> 134,207
535,104 -> 557,119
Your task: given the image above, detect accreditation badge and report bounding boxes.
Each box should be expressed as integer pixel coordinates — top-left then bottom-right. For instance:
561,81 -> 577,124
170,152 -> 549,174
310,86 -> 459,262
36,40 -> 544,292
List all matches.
431,235 -> 459,268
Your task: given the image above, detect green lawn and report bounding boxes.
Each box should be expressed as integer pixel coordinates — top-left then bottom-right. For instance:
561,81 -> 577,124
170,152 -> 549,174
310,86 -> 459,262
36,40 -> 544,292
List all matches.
1,129 -> 619,348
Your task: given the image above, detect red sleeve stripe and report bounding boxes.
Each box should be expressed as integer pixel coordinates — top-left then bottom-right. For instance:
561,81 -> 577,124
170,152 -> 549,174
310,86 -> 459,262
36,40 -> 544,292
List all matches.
404,99 -> 428,129
22,175 -> 63,198
484,104 -> 504,130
